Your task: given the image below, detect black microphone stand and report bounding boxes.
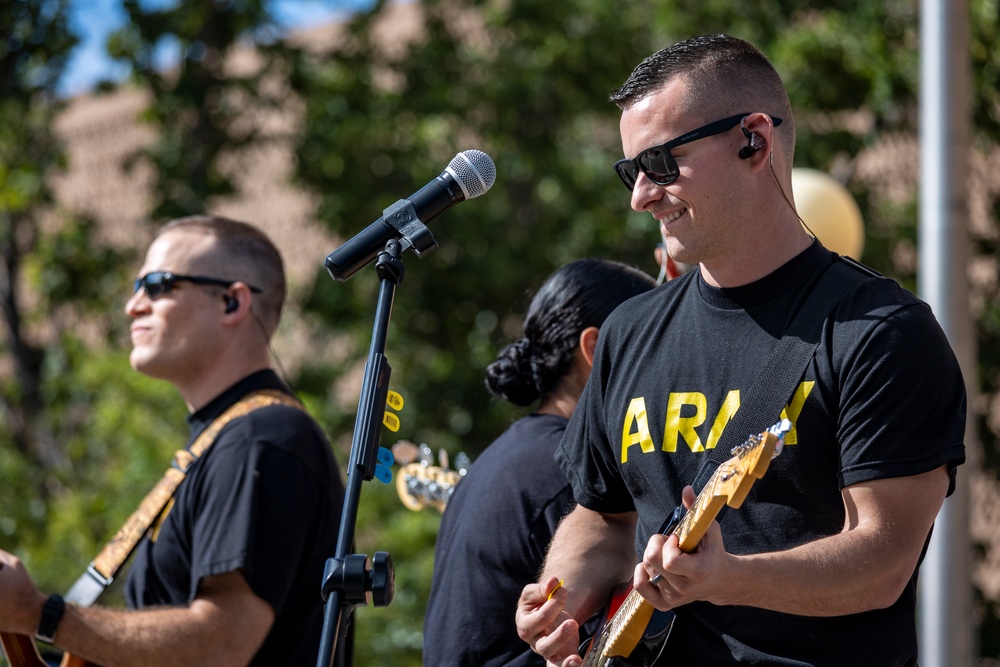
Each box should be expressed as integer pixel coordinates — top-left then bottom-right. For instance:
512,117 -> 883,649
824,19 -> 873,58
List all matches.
315,221 -> 437,667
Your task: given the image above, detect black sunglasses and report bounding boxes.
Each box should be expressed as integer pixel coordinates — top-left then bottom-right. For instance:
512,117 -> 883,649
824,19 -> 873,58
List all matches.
133,271 -> 262,300
613,113 -> 783,191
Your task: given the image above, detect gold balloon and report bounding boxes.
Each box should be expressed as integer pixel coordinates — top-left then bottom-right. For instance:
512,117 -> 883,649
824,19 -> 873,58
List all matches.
791,168 -> 865,259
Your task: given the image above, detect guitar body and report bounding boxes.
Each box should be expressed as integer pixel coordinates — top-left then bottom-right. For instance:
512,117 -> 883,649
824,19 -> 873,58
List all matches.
580,584 -> 675,667
0,633 -> 45,667
1,632 -> 91,667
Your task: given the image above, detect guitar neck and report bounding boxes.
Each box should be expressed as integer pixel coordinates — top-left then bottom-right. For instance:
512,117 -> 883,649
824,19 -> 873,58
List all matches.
672,484 -> 729,553
582,425 -> 786,666
673,430 -> 780,552
581,482 -> 726,666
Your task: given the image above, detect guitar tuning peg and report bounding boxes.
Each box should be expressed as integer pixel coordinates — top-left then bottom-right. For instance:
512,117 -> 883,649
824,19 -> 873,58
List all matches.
437,448 -> 450,470
455,452 -> 472,476
418,443 -> 434,466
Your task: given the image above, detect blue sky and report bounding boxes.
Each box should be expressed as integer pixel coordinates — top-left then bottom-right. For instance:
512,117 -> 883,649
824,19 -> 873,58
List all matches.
60,0 -> 371,97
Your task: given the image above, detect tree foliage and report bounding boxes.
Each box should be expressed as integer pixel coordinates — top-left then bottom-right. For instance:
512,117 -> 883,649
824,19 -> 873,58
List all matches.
0,0 -> 77,484
0,0 -> 144,600
107,0 -> 307,221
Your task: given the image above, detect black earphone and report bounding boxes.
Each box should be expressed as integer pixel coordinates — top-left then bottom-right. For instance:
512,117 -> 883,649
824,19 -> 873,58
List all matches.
224,295 -> 238,313
739,132 -> 764,159
738,116 -> 765,159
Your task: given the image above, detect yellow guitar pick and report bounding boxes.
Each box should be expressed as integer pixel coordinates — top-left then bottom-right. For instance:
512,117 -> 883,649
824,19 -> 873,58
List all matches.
383,411 -> 400,432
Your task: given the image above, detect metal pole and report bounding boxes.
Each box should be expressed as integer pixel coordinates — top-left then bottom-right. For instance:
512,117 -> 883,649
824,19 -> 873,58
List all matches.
917,0 -> 975,664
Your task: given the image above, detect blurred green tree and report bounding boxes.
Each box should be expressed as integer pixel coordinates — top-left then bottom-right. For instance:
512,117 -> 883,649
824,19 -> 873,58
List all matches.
0,0 -> 150,596
0,47 -> 194,667
0,0 -> 78,505
107,0 -> 309,221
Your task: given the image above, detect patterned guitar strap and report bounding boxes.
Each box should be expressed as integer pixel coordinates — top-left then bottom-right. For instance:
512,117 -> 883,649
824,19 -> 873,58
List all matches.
64,388 -> 304,607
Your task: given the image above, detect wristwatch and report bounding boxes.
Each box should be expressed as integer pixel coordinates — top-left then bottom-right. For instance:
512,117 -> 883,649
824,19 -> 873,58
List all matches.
35,593 -> 65,644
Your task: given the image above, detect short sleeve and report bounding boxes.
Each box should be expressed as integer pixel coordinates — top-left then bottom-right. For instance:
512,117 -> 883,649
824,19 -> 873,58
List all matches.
187,416 -> 330,613
834,299 -> 966,491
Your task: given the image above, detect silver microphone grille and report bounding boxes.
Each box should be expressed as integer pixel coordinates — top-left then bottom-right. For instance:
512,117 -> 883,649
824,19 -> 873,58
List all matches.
447,149 -> 497,199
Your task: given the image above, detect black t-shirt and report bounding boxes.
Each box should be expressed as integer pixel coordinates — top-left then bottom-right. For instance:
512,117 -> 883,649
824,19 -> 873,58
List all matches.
423,413 -> 576,667
125,370 -> 344,667
556,242 -> 966,666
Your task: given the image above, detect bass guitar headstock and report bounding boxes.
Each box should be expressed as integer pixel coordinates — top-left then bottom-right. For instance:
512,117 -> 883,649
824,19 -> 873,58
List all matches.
392,440 -> 472,512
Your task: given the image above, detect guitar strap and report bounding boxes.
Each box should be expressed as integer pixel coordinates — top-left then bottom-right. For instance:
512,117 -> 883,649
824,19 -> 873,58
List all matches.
64,388 -> 304,607
689,255 -> 879,497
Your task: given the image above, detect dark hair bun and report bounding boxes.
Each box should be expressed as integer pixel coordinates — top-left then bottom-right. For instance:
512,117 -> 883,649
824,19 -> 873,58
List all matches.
484,338 -> 540,406
485,259 -> 656,406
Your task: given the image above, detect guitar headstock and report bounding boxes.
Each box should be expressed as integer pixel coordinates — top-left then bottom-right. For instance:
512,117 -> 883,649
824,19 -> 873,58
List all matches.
674,418 -> 791,552
392,440 -> 472,512
712,418 -> 791,510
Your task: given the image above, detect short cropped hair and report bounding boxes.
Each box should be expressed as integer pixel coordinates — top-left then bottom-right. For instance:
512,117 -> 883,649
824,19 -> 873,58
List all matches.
610,34 -> 795,164
156,215 -> 286,336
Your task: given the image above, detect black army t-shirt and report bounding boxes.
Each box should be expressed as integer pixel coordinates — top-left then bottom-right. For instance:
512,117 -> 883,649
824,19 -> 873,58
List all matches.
557,242 -> 966,666
126,370 -> 344,667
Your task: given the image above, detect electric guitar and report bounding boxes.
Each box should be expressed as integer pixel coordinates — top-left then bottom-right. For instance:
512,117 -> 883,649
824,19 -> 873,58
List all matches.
580,418 -> 791,667
0,632 -> 89,667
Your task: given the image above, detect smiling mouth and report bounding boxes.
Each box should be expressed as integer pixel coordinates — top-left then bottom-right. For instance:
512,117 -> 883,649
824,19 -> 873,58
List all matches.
663,208 -> 688,224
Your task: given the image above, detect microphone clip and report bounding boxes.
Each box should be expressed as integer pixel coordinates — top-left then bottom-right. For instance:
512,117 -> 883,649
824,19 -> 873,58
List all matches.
383,198 -> 438,258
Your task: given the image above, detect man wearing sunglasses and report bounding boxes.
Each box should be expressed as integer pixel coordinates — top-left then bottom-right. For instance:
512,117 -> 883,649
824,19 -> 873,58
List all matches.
517,35 -> 965,666
0,215 -> 344,666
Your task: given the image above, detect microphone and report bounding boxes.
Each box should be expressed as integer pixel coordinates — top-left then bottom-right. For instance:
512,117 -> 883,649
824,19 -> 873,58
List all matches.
325,149 -> 497,281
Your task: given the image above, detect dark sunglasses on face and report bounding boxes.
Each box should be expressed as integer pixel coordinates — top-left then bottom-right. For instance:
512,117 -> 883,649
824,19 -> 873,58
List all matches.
613,113 -> 784,191
133,271 -> 262,300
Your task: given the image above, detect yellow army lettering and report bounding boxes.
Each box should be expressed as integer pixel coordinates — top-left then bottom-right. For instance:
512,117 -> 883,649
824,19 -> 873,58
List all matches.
620,382 -> 814,463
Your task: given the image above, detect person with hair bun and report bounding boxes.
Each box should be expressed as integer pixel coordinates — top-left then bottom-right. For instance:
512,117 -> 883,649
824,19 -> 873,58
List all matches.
422,258 -> 656,667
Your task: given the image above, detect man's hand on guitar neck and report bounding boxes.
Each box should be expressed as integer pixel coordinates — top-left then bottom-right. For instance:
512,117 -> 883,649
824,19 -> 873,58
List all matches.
0,549 -> 48,637
636,466 -> 953,618
632,485 -> 732,611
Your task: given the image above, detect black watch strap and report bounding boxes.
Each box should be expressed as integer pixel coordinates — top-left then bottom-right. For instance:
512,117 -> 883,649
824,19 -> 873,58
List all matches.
35,592 -> 66,644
